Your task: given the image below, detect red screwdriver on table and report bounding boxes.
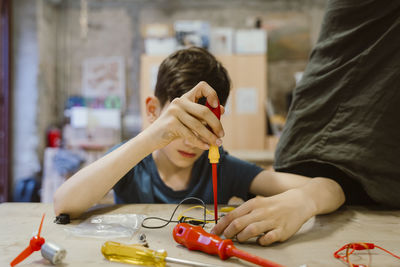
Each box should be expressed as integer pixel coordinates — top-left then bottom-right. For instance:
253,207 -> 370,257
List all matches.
173,223 -> 285,267
206,100 -> 221,224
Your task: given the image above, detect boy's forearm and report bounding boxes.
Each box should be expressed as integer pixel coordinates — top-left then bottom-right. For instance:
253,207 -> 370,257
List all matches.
298,177 -> 345,217
53,129 -> 160,217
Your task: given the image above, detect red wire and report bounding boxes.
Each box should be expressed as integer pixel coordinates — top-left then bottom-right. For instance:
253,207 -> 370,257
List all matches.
38,213 -> 45,237
375,245 -> 400,260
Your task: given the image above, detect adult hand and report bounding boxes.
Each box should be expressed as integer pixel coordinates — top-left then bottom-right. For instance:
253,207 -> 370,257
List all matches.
211,190 -> 315,246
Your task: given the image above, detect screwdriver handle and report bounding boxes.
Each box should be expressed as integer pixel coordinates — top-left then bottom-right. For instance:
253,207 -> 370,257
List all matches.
173,223 -> 233,260
101,241 -> 167,267
173,223 -> 286,267
205,100 -> 221,120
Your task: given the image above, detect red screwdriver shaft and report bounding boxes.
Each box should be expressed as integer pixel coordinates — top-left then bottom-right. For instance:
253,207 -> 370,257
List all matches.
206,100 -> 221,224
212,163 -> 218,223
229,246 -> 284,267
173,223 -> 285,267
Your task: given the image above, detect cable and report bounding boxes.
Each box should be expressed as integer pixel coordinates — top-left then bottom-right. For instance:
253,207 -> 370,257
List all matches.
346,243 -> 371,267
375,245 -> 400,260
334,242 -> 400,267
141,197 -> 215,229
177,205 -> 215,225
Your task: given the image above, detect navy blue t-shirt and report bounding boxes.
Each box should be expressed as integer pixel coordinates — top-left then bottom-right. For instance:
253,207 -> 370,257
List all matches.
113,147 -> 263,204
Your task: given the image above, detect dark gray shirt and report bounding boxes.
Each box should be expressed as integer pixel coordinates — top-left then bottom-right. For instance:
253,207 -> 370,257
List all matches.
274,0 -> 400,207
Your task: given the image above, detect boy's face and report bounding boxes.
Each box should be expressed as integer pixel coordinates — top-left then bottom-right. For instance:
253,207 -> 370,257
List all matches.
159,138 -> 205,168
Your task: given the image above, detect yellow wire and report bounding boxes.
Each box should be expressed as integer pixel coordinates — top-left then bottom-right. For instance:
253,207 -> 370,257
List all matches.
177,205 -> 214,223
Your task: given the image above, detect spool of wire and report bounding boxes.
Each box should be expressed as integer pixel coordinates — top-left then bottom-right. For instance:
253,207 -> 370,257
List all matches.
41,242 -> 66,265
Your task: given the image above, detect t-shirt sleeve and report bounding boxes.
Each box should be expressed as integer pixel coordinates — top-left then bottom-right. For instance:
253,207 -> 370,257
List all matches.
104,142 -> 130,203
220,152 -> 264,201
112,154 -> 155,204
113,168 -> 135,204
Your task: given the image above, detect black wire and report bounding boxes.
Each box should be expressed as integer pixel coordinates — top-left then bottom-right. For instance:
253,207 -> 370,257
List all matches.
141,197 -> 211,229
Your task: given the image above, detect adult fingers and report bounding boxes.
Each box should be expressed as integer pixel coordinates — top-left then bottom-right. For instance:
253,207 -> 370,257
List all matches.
235,220 -> 276,243
257,229 -> 283,246
211,200 -> 254,236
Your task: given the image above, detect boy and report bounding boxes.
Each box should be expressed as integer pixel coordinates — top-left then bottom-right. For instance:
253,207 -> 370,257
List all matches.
54,47 -> 344,246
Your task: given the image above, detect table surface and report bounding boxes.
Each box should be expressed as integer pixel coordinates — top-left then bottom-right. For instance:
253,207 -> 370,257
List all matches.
1,203 -> 400,267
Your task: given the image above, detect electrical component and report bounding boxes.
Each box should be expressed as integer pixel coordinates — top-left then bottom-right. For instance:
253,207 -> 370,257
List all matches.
54,213 -> 70,224
41,242 -> 66,265
10,214 -> 46,266
10,214 -> 67,266
141,197 -> 212,229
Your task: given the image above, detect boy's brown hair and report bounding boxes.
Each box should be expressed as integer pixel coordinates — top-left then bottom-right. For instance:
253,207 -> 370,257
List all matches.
154,47 -> 231,107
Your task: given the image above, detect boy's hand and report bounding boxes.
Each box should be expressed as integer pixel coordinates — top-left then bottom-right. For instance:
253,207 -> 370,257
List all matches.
211,190 -> 315,246
149,81 -> 225,149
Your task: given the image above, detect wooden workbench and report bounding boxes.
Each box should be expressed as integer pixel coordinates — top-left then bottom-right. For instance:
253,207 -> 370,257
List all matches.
1,203 -> 399,266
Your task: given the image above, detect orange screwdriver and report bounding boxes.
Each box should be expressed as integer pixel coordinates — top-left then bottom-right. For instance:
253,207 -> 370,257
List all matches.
101,241 -> 223,267
173,223 -> 286,267
206,100 -> 221,224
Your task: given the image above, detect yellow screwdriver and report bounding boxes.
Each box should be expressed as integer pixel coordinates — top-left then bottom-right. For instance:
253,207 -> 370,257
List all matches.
101,241 -> 223,267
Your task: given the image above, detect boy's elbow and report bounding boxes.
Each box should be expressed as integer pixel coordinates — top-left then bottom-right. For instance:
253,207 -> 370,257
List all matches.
53,192 -> 66,217
53,190 -> 81,219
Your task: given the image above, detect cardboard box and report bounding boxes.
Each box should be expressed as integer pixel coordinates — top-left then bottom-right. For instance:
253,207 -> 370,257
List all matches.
218,55 -> 267,150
